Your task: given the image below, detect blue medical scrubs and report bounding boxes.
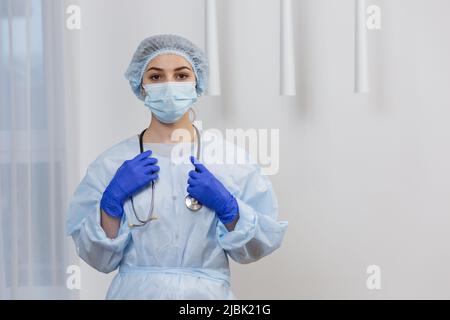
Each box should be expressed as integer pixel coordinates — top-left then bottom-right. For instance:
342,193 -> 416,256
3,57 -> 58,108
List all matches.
66,129 -> 288,299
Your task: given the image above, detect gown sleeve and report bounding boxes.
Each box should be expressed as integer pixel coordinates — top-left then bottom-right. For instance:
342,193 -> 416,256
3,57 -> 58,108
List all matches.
66,155 -> 132,274
216,162 -> 288,264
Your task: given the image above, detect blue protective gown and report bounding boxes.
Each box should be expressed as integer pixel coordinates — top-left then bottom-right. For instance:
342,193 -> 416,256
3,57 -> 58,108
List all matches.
66,129 -> 288,299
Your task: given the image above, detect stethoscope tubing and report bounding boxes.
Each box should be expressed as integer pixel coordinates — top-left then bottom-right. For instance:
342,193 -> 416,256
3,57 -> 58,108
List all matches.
129,124 -> 201,227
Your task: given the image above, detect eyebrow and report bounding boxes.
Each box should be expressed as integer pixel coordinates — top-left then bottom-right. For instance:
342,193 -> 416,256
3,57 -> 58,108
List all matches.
146,66 -> 192,72
174,66 -> 192,72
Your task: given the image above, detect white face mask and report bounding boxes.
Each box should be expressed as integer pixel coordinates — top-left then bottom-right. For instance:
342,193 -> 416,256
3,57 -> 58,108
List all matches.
143,82 -> 198,124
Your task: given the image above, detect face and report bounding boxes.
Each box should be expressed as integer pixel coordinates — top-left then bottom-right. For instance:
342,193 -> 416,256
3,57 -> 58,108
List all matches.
141,54 -> 196,95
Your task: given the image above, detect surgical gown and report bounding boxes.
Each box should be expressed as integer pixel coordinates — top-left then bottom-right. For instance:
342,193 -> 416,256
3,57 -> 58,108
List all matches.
66,129 -> 288,299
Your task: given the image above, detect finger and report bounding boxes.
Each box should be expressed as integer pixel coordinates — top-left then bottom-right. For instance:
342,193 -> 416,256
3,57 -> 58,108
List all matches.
138,160 -> 157,171
188,170 -> 200,179
190,156 -> 206,173
141,157 -> 158,166
138,174 -> 157,188
144,165 -> 160,175
187,178 -> 197,186
134,150 -> 152,161
146,173 -> 158,182
187,185 -> 195,195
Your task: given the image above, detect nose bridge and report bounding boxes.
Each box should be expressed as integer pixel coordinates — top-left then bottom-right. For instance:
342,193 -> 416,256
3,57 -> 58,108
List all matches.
165,69 -> 177,82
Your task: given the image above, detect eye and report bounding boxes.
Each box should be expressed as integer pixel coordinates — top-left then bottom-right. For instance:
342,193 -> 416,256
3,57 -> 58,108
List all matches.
150,74 -> 161,81
176,73 -> 190,80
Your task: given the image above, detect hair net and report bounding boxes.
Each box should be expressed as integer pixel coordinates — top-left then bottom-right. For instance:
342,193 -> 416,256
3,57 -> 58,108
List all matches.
125,34 -> 209,101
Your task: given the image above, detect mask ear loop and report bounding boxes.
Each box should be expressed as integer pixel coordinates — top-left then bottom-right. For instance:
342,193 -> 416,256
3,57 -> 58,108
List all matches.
189,107 -> 197,122
141,84 -> 147,98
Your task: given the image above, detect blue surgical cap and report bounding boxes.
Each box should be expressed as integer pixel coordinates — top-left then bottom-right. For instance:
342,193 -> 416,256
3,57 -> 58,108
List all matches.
125,34 -> 209,101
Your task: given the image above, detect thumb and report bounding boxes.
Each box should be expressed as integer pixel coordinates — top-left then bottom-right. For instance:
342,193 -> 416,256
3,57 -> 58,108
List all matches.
190,156 -> 207,173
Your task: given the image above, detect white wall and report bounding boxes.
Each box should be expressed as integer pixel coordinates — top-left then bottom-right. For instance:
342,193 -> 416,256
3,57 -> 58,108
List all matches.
75,0 -> 450,299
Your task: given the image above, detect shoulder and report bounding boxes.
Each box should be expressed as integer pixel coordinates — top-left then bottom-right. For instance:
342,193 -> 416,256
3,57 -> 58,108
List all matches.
86,135 -> 139,178
97,135 -> 139,161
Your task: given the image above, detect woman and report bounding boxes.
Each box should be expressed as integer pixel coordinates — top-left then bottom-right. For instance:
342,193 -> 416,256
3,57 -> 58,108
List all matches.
66,34 -> 288,299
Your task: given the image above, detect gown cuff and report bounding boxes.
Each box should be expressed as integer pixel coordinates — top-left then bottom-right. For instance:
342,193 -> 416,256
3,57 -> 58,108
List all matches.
217,197 -> 258,250
82,201 -> 131,253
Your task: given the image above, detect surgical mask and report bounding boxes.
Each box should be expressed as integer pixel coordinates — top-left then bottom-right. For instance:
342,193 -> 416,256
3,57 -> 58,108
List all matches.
143,82 -> 198,124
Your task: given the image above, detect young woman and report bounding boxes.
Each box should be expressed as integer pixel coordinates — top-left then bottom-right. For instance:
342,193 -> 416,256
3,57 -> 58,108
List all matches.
66,34 -> 288,299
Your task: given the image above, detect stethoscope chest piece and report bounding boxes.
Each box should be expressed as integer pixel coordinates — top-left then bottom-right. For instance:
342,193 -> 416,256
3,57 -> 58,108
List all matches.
185,195 -> 202,212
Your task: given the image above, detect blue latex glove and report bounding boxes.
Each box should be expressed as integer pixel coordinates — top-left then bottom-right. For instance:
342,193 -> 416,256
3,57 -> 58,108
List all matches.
187,156 -> 239,224
100,150 -> 159,218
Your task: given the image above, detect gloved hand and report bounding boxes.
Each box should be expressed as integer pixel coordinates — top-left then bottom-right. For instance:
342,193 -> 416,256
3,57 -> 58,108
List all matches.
100,150 -> 159,218
187,156 -> 239,224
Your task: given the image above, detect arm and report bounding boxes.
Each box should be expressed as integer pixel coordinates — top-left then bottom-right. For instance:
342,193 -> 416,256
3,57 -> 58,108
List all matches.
66,159 -> 132,273
186,155 -> 287,263
67,150 -> 159,273
225,215 -> 239,232
216,164 -> 288,264
101,209 -> 121,239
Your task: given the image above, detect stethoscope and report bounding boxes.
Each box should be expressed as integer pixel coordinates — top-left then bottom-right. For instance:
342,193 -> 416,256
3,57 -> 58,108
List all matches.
128,124 -> 202,228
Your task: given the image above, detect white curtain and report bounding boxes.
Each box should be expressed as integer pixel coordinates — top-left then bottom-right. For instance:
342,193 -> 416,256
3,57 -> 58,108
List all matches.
0,0 -> 78,299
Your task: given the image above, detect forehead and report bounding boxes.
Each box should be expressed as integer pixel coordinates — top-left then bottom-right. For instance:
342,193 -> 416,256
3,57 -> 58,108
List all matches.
146,54 -> 193,71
